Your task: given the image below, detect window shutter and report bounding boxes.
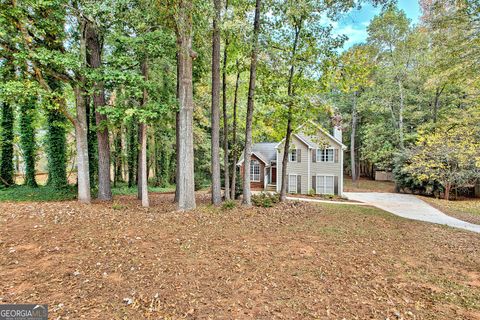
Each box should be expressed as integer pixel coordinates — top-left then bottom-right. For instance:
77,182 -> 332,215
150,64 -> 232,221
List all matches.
297,175 -> 301,194
312,175 -> 316,193
334,176 -> 339,195
297,149 -> 301,163
334,149 -> 339,163
312,149 -> 316,163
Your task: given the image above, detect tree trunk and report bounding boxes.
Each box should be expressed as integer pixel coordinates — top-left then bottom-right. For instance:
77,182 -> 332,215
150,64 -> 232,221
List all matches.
137,123 -> 143,199
444,182 -> 451,200
46,107 -> 68,189
351,92 -> 357,183
139,58 -> 149,207
398,78 -> 405,150
211,0 -> 222,205
19,97 -> 37,187
279,23 -> 301,202
230,66 -> 240,199
432,85 -> 444,124
176,0 -> 196,211
139,123 -> 149,206
127,117 -> 137,188
222,0 -> 230,201
86,95 -> 97,187
86,21 -> 111,200
279,115 -> 293,201
242,0 -> 262,206
74,18 -> 91,203
174,51 -> 180,203
113,128 -> 122,187
74,86 -> 91,203
0,101 -> 14,186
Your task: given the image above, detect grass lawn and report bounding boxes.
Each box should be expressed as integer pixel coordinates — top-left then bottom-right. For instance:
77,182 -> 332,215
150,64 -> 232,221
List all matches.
344,176 -> 396,193
0,193 -> 479,319
0,182 -> 175,202
0,185 -> 77,202
420,196 -> 480,225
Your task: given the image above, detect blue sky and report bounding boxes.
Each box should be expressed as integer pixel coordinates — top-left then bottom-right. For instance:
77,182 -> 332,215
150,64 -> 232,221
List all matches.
334,0 -> 422,49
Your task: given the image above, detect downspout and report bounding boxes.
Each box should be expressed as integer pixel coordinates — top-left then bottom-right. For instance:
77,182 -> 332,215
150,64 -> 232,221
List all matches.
276,148 -> 280,192
340,147 -> 344,197
307,147 -> 311,195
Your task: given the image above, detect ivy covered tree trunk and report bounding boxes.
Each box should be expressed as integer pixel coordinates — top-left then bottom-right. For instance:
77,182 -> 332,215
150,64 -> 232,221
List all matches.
174,52 -> 180,203
154,132 -> 162,187
46,109 -> 68,189
176,0 -> 196,211
86,21 -> 112,201
19,98 -> 37,187
0,102 -> 14,187
127,117 -> 137,188
113,128 -> 122,187
86,97 -> 97,188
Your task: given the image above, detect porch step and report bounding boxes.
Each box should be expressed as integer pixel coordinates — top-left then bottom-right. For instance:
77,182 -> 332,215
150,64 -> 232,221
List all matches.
265,184 -> 276,192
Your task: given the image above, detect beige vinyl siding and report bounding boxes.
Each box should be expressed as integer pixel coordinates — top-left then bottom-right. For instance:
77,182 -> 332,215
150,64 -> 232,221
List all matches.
277,131 -> 343,195
310,134 -> 342,194
277,135 -> 310,194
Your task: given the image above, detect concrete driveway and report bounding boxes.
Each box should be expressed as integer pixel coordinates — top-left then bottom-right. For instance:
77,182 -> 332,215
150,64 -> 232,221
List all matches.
344,192 -> 480,234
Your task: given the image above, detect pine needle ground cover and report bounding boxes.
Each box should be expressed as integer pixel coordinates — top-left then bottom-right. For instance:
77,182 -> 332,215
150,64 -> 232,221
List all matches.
0,193 -> 479,319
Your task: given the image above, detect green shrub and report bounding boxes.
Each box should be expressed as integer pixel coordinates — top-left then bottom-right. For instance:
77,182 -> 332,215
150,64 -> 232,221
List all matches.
112,202 -> 126,210
393,151 -> 443,196
252,192 -> 279,207
221,200 -> 237,210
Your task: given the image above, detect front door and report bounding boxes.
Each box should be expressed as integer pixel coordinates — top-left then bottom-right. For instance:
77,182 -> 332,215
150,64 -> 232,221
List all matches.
271,167 -> 276,183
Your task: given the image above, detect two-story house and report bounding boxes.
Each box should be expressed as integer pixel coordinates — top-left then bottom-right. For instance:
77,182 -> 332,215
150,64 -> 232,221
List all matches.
237,124 -> 346,196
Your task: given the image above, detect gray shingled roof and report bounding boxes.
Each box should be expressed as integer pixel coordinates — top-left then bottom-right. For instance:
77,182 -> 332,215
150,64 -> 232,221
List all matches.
237,142 -> 277,165
252,142 -> 277,162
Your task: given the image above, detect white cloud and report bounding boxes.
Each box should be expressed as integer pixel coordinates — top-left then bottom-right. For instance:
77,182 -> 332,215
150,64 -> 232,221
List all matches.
333,23 -> 368,48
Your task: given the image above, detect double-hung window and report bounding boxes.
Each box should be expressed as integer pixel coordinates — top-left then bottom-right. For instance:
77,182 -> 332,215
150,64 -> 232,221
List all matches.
289,149 -> 297,162
316,175 -> 334,194
317,148 -> 334,162
288,174 -> 297,193
250,160 -> 260,182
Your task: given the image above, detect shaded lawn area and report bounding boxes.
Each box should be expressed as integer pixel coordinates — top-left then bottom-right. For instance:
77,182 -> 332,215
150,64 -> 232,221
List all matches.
0,185 -> 77,202
0,182 -> 175,202
0,193 -> 479,319
420,196 -> 480,225
344,176 -> 396,193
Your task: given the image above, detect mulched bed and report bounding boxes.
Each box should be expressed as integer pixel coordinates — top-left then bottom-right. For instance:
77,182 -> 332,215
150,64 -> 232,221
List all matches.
286,194 -> 361,203
0,192 -> 479,319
